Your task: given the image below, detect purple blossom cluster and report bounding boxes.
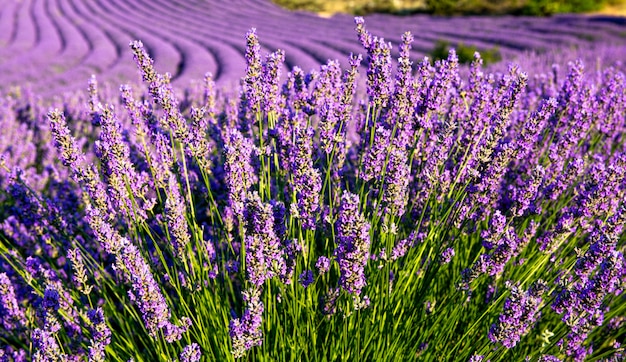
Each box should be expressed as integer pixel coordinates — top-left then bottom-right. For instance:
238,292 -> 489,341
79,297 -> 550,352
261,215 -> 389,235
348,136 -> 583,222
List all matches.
489,280 -> 548,348
0,12 -> 625,362
335,191 -> 371,297
229,287 -> 264,358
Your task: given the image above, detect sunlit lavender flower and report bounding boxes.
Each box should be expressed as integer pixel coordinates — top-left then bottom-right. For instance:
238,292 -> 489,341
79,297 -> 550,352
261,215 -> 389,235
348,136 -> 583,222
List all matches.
315,60 -> 344,153
537,355 -> 562,362
440,247 -> 455,264
316,256 -> 331,274
87,308 -> 111,362
224,128 -> 257,219
489,280 -> 548,348
165,174 -> 191,258
96,105 -> 151,221
468,355 -> 487,362
130,41 -> 188,139
32,328 -> 66,362
203,72 -> 217,118
48,109 -> 112,217
381,146 -> 410,216
322,287 -> 340,316
335,191 -> 371,296
262,49 -> 285,116
121,239 -> 174,338
354,18 -> 392,108
129,40 -> 157,89
424,49 -> 459,113
230,287 -> 264,358
242,28 -> 263,116
180,343 -> 202,362
290,125 -> 322,230
130,41 -> 212,174
354,17 -> 372,49
360,125 -> 391,182
67,248 -> 92,296
0,273 -> 25,330
387,31 -> 415,147
244,192 -> 286,286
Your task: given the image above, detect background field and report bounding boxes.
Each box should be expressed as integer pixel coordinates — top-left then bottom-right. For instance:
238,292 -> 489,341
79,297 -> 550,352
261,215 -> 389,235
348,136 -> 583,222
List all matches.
0,0 -> 625,98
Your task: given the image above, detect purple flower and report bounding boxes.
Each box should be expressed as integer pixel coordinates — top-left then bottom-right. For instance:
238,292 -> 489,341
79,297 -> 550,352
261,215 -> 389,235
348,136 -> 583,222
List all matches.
224,128 -> 257,219
243,192 -> 286,287
164,174 -> 191,258
315,256 -> 331,274
315,60 -> 344,154
468,355 -> 487,362
87,308 -> 111,362
440,247 -> 455,264
32,328 -> 67,362
48,109 -> 112,217
489,280 -> 548,348
289,124 -> 322,230
281,238 -> 302,285
537,355 -> 562,362
0,273 -> 25,330
180,343 -> 202,362
335,191 -> 371,296
360,125 -> 391,183
322,287 -> 340,316
96,105 -> 151,222
262,49 -> 285,116
242,28 -> 264,113
423,49 -> 459,114
87,75 -> 102,126
298,270 -> 314,288
229,287 -> 264,358
354,18 -> 393,108
130,41 -> 211,173
121,240 -> 170,337
130,41 -> 189,142
381,146 -> 410,216
42,286 -> 60,312
67,248 -> 93,295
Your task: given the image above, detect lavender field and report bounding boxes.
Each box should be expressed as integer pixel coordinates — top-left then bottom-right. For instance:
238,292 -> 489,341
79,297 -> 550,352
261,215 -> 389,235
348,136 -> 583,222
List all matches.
1,0 -> 626,361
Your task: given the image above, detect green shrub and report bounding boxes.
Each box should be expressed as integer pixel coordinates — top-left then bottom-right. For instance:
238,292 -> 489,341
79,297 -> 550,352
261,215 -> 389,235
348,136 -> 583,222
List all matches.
431,40 -> 502,65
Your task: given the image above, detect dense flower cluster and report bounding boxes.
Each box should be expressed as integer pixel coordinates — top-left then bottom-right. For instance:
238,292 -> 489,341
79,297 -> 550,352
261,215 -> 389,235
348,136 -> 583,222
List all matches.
0,14 -> 625,362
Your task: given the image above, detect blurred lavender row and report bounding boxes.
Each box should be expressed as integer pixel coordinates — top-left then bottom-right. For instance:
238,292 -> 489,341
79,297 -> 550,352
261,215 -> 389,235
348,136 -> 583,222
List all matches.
1,0 -> 625,97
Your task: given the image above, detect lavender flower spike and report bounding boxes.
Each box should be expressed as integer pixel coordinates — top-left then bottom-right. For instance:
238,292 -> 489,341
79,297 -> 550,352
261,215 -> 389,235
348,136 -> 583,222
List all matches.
335,191 -> 371,296
87,308 -> 111,362
229,287 -> 264,358
244,192 -> 286,287
290,124 -> 322,230
0,273 -> 25,330
165,174 -> 191,258
489,280 -> 548,348
180,343 -> 202,362
120,239 -> 190,341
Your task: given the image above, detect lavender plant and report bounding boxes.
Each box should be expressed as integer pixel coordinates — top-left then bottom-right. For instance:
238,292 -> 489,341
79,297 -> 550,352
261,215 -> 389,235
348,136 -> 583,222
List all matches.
0,16 -> 625,362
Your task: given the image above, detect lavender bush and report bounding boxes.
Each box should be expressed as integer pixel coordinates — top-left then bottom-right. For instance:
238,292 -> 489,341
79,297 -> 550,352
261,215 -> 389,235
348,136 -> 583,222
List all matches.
0,17 -> 625,362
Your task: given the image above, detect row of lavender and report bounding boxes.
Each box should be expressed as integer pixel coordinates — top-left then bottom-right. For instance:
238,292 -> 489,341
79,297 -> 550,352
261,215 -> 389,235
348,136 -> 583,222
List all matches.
1,0 -> 626,97
1,17 -> 625,361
